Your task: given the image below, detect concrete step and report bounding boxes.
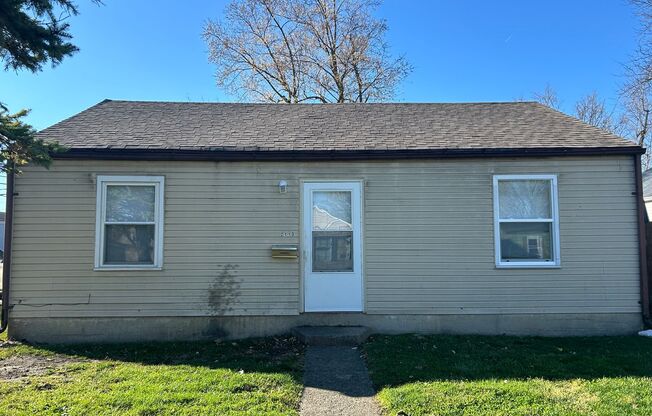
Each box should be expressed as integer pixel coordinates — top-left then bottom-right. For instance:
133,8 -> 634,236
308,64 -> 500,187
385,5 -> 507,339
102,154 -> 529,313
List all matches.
292,326 -> 372,346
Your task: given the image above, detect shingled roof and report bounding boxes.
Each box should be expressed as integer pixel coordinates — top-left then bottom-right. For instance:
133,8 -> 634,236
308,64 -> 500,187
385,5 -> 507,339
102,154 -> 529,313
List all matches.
38,100 -> 643,160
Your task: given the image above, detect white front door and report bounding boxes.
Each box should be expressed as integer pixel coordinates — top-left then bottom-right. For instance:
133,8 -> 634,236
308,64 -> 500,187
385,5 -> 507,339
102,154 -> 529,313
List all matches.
303,182 -> 363,312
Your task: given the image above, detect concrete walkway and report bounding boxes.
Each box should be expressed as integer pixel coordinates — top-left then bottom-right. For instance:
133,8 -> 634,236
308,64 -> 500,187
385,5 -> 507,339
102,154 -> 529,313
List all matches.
299,346 -> 382,416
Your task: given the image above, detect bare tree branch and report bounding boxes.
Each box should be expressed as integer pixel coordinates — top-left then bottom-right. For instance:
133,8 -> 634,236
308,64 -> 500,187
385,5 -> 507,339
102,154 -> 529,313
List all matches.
532,84 -> 561,110
203,0 -> 304,103
574,92 -> 627,135
622,0 -> 652,168
203,0 -> 411,103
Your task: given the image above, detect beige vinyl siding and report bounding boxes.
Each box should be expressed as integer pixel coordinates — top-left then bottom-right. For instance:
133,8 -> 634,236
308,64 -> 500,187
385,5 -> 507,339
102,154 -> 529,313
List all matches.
9,156 -> 640,318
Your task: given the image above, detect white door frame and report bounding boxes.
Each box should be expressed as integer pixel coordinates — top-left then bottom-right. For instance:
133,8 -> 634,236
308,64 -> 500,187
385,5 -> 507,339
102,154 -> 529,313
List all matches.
302,181 -> 363,312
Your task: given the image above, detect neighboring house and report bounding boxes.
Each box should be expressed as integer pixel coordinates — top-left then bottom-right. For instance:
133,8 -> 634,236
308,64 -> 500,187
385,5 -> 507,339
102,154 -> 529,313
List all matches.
0,211 -> 5,254
4,100 -> 650,343
643,168 -> 652,219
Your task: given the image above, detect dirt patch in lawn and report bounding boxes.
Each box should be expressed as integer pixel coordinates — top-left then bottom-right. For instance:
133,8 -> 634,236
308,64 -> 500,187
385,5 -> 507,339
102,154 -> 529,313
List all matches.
218,336 -> 304,360
0,354 -> 82,380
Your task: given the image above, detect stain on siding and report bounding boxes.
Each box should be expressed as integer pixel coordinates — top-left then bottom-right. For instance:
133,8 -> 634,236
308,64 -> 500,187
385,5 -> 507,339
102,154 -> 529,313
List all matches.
208,264 -> 241,315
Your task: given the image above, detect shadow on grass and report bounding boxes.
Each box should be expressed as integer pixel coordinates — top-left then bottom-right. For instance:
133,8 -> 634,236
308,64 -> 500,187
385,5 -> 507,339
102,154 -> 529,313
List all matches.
363,334 -> 652,388
21,335 -> 304,379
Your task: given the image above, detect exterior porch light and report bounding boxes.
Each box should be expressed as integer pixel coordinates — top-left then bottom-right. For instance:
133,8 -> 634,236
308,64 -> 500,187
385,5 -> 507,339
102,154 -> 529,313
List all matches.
279,180 -> 288,193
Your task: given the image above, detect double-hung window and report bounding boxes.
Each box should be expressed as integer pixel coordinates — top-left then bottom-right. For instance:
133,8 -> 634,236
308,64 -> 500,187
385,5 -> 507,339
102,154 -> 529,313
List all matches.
493,175 -> 560,267
95,176 -> 164,269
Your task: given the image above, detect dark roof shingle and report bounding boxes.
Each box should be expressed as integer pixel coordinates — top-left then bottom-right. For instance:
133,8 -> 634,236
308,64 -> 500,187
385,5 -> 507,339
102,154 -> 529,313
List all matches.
37,100 -> 640,154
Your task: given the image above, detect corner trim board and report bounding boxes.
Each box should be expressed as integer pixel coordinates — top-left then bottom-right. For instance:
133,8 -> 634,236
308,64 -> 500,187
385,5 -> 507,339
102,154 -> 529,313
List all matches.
635,154 -> 651,326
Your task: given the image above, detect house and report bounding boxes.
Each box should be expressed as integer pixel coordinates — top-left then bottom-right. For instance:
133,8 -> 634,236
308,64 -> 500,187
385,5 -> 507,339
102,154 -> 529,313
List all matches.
3,100 -> 649,343
0,211 -> 5,254
643,168 -> 652,219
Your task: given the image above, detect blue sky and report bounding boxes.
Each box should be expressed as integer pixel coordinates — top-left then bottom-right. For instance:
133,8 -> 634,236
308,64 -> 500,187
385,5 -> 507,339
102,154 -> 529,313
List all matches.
1,0 -> 640,131
0,0 -> 640,210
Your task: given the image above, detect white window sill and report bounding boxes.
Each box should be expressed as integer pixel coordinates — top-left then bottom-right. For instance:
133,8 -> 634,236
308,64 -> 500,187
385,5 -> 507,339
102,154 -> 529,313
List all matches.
94,266 -> 163,272
496,263 -> 560,269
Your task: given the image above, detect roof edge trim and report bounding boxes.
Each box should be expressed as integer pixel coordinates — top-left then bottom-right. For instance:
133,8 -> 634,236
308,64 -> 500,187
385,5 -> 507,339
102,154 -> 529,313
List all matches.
51,146 -> 645,161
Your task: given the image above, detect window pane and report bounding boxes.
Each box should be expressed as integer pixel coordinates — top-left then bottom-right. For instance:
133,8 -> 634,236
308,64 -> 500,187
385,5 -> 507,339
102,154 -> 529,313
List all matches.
312,231 -> 353,272
498,180 -> 551,219
312,191 -> 352,231
104,224 -> 155,265
106,185 -> 155,222
500,222 -> 552,261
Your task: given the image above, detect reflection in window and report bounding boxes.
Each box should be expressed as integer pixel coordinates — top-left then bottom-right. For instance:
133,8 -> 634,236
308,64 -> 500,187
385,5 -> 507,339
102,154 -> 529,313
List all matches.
105,224 -> 155,264
106,186 -> 156,222
313,232 -> 353,272
498,180 -> 551,219
312,191 -> 353,272
312,191 -> 352,231
499,222 -> 552,261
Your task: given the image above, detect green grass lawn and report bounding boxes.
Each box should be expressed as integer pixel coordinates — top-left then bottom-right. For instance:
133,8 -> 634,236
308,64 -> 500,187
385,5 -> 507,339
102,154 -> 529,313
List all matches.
0,335 -> 304,416
364,334 -> 652,416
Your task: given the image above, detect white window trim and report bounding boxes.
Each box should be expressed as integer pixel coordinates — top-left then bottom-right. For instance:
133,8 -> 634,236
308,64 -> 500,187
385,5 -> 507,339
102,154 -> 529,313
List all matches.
493,174 -> 560,268
94,175 -> 164,271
